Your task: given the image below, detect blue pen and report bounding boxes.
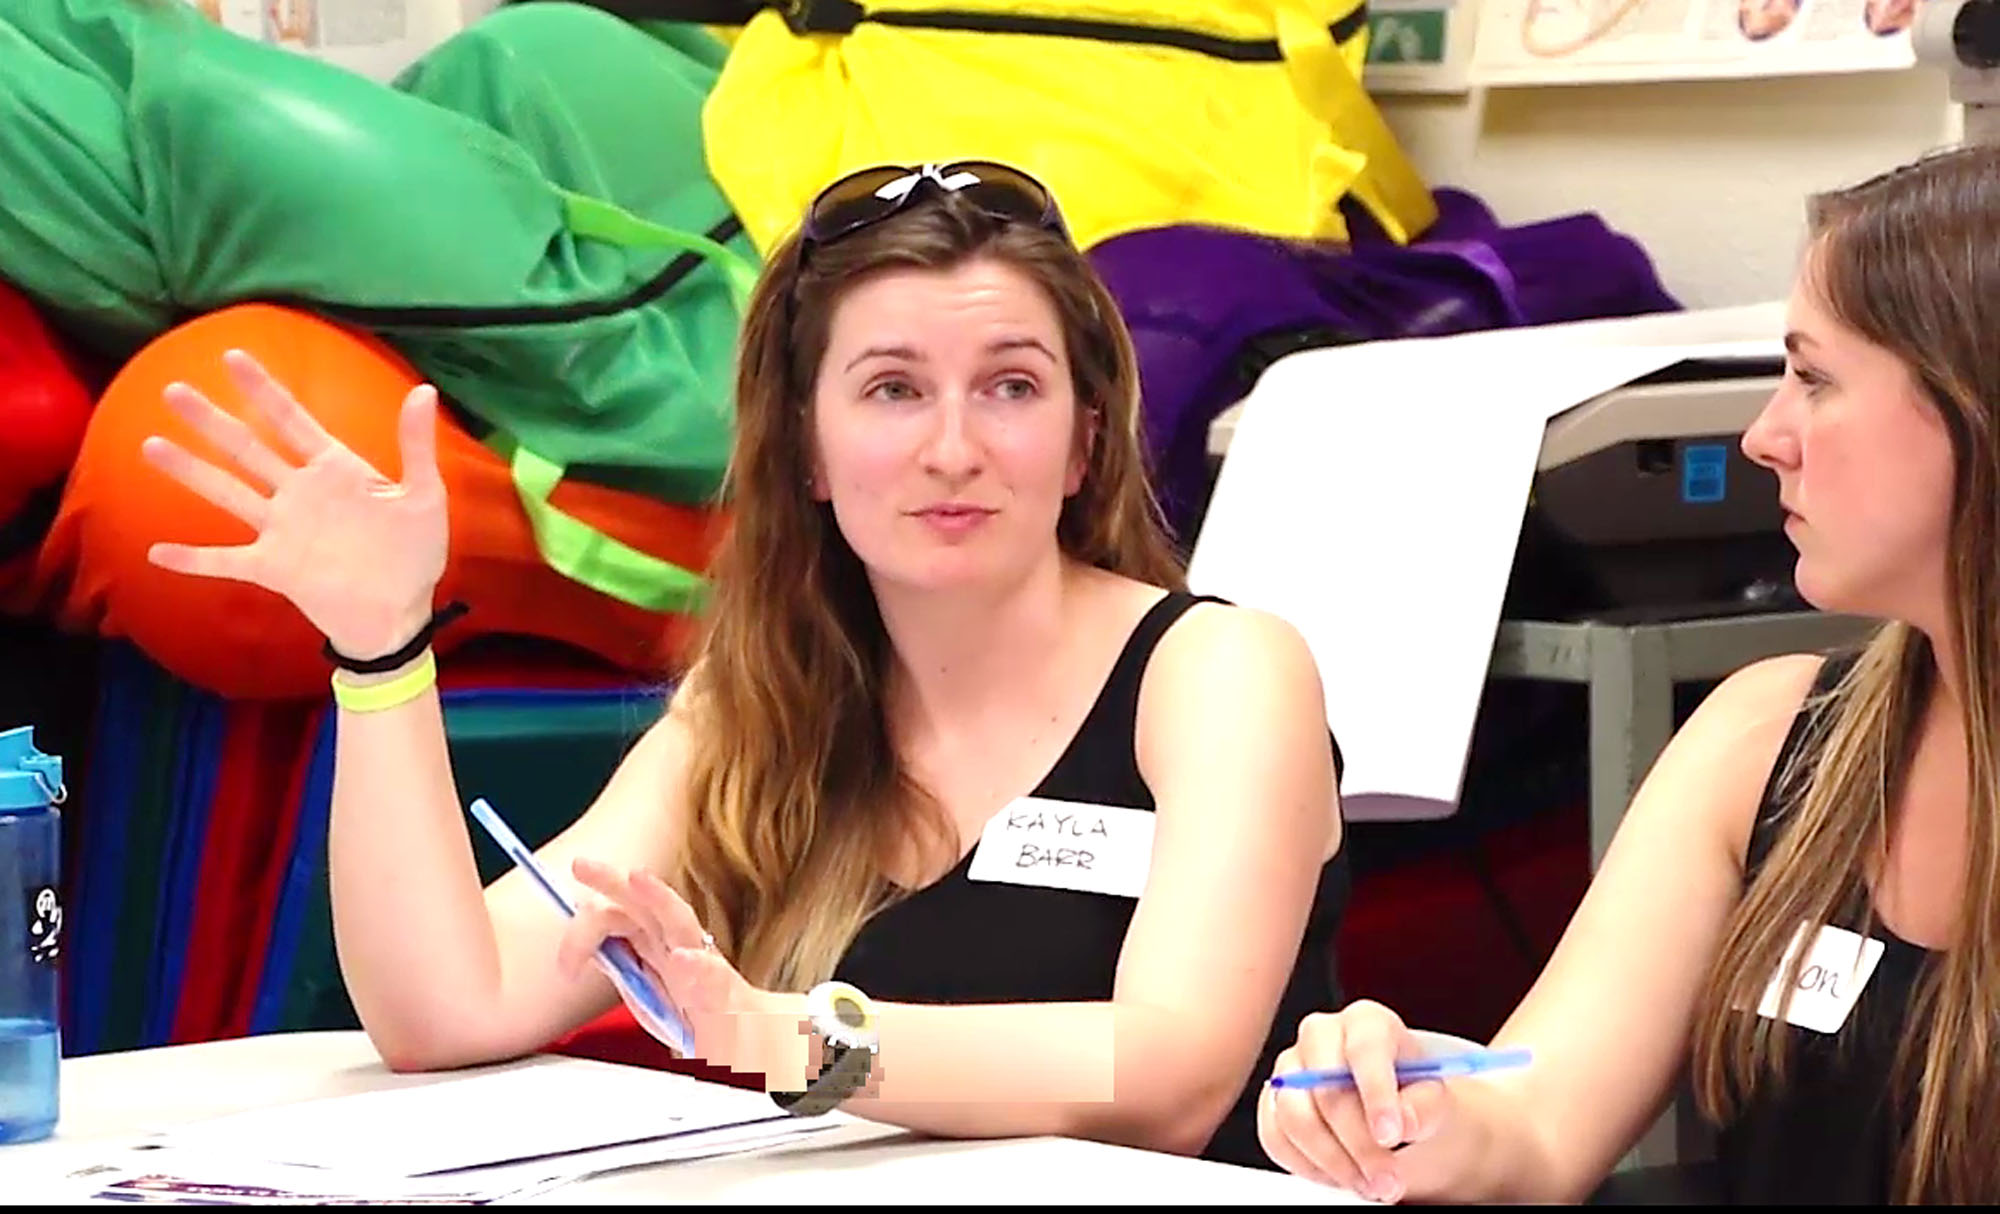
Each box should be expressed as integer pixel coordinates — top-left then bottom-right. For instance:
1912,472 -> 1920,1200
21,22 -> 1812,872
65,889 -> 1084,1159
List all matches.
1268,1046 -> 1533,1091
466,796 -> 694,1056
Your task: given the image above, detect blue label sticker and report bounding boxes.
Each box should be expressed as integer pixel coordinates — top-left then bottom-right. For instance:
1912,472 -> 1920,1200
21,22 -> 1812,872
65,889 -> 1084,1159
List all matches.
1681,443 -> 1727,504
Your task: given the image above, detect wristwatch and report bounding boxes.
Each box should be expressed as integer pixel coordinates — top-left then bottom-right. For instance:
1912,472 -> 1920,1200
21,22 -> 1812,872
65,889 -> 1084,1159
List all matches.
770,980 -> 878,1117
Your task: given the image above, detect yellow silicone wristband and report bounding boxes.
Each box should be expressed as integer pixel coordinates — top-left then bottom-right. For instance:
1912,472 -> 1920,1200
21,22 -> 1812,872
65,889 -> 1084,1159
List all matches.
331,650 -> 438,713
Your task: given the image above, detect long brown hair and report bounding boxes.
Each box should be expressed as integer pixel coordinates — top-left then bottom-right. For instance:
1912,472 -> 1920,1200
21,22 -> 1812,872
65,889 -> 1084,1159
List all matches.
1690,144 -> 2000,1203
669,190 -> 1185,993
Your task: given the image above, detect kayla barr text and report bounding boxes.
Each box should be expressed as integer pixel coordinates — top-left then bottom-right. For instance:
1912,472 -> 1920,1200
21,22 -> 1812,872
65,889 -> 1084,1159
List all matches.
968,797 -> 1156,897
1006,805 -> 1111,870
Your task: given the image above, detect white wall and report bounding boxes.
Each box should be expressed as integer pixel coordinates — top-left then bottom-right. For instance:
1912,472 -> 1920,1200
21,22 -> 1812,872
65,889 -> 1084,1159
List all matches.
1377,69 -> 1964,308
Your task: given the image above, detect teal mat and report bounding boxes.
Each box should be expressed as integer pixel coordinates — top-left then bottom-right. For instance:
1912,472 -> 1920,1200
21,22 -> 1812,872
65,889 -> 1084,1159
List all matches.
263,685 -> 664,1035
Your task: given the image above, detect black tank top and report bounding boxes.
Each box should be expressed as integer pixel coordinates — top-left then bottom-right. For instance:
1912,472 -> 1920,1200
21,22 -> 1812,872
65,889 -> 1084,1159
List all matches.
1713,650 -> 1934,1204
832,590 -> 1350,1171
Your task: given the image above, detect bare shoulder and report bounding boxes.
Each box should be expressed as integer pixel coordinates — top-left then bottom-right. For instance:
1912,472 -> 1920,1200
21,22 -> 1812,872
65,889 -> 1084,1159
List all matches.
1133,596 -> 1337,838
1144,598 -> 1324,699
1634,651 -> 1828,865
1679,651 -> 1825,755
636,695 -> 696,763
647,661 -> 721,761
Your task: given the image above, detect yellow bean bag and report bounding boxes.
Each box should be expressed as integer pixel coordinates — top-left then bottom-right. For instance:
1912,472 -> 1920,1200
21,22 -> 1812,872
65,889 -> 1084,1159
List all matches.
691,0 -> 1436,253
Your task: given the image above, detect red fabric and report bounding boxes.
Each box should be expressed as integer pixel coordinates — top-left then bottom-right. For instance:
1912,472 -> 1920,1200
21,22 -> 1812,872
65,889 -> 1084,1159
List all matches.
173,700 -> 326,1043
436,639 -> 648,694
549,1004 -> 766,1092
0,281 -> 96,607
1335,803 -> 1589,1044
0,281 -> 94,523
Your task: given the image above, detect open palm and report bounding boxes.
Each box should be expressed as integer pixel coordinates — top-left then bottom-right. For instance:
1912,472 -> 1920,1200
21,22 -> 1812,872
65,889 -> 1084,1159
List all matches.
140,349 -> 450,660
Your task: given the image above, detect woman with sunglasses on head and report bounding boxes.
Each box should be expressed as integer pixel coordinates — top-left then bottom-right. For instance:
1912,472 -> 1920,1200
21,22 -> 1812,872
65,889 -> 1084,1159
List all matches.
1258,144 -> 2000,1205
139,161 -> 1349,1169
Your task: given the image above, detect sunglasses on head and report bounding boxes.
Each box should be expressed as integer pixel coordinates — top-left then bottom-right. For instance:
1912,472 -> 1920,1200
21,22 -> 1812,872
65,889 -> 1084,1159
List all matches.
800,161 -> 1071,252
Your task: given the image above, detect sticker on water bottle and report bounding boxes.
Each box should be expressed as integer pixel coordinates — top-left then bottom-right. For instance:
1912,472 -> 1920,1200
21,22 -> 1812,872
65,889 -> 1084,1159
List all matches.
27,885 -> 60,966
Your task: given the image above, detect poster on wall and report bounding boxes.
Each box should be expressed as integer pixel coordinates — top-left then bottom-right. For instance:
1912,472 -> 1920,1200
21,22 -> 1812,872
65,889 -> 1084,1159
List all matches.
1467,0 -> 1923,84
183,0 -> 467,82
1364,0 -> 1482,92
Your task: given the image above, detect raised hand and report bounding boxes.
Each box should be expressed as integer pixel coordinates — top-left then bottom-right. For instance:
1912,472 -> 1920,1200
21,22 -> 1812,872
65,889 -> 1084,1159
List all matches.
140,348 -> 449,660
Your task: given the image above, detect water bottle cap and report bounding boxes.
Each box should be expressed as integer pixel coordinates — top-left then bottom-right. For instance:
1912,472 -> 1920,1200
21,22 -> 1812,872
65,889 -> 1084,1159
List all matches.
0,725 -> 64,811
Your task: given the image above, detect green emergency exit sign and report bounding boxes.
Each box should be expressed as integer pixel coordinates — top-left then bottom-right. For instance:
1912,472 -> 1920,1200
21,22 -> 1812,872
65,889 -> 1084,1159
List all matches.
1367,8 -> 1449,64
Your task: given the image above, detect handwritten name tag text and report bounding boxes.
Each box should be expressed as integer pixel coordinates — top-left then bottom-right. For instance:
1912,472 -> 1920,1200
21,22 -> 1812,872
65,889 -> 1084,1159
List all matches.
966,797 -> 1155,897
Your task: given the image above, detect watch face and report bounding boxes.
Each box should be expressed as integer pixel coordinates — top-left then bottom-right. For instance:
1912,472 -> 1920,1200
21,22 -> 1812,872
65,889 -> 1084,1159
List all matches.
831,991 -> 868,1030
811,981 -> 878,1051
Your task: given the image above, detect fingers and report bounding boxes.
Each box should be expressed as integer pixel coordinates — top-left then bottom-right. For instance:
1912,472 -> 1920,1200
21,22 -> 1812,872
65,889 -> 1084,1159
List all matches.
146,540 -> 261,584
556,862 -> 709,985
656,942 -> 737,1007
552,861 -> 742,1062
396,384 -> 444,497
1262,1007 -> 1413,1204
1340,1002 -> 1413,1149
554,895 -> 666,982
1295,1013 -> 1400,1198
591,951 -> 693,1055
1311,1006 -> 1410,1201
573,859 -> 708,953
1259,1046 -> 1349,1190
224,348 -> 339,463
1400,1079 -> 1449,1146
140,436 -> 270,532
161,380 -> 295,491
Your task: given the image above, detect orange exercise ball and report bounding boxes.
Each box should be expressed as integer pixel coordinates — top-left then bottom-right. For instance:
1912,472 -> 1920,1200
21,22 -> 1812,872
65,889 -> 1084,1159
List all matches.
31,303 -> 720,700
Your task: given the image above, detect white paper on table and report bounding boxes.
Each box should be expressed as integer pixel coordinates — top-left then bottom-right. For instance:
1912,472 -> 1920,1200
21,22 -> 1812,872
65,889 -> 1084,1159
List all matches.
51,1119 -> 842,1205
1189,320 -> 1782,821
145,1057 -> 805,1178
52,1148 -> 572,1205
485,1111 -> 844,1180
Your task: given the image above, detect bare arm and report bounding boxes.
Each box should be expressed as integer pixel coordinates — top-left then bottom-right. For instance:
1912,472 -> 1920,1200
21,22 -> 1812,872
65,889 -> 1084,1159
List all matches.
717,605 -> 1341,1154
133,352 -> 695,1074
1387,653 -> 1825,1202
332,678 -> 692,1071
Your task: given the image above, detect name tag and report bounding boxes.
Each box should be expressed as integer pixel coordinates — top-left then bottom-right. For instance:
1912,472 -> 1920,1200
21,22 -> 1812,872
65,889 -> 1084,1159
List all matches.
965,797 -> 1155,898
1754,922 -> 1885,1034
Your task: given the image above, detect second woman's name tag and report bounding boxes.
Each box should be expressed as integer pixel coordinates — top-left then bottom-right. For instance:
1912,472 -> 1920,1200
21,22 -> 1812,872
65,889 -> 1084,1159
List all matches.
1755,922 -> 1885,1034
966,797 -> 1155,898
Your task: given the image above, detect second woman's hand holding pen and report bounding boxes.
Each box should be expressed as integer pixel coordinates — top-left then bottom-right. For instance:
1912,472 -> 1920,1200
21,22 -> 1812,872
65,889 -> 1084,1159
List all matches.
1257,1000 -> 1455,1204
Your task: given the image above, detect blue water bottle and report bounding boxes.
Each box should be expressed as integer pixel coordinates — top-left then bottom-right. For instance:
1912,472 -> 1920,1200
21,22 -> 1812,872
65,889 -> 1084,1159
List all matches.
0,726 -> 63,1145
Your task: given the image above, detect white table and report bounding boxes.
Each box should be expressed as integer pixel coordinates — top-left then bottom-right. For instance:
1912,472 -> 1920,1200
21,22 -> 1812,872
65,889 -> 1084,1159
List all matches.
1,1031 -> 1364,1205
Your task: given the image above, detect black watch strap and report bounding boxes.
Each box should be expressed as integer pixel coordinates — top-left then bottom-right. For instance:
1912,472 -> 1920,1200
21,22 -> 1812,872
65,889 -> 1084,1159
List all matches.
770,981 -> 877,1117
770,1037 -> 876,1117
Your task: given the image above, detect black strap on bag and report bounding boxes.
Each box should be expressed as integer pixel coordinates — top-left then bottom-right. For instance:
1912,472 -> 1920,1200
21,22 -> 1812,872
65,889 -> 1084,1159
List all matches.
524,0 -> 1372,60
